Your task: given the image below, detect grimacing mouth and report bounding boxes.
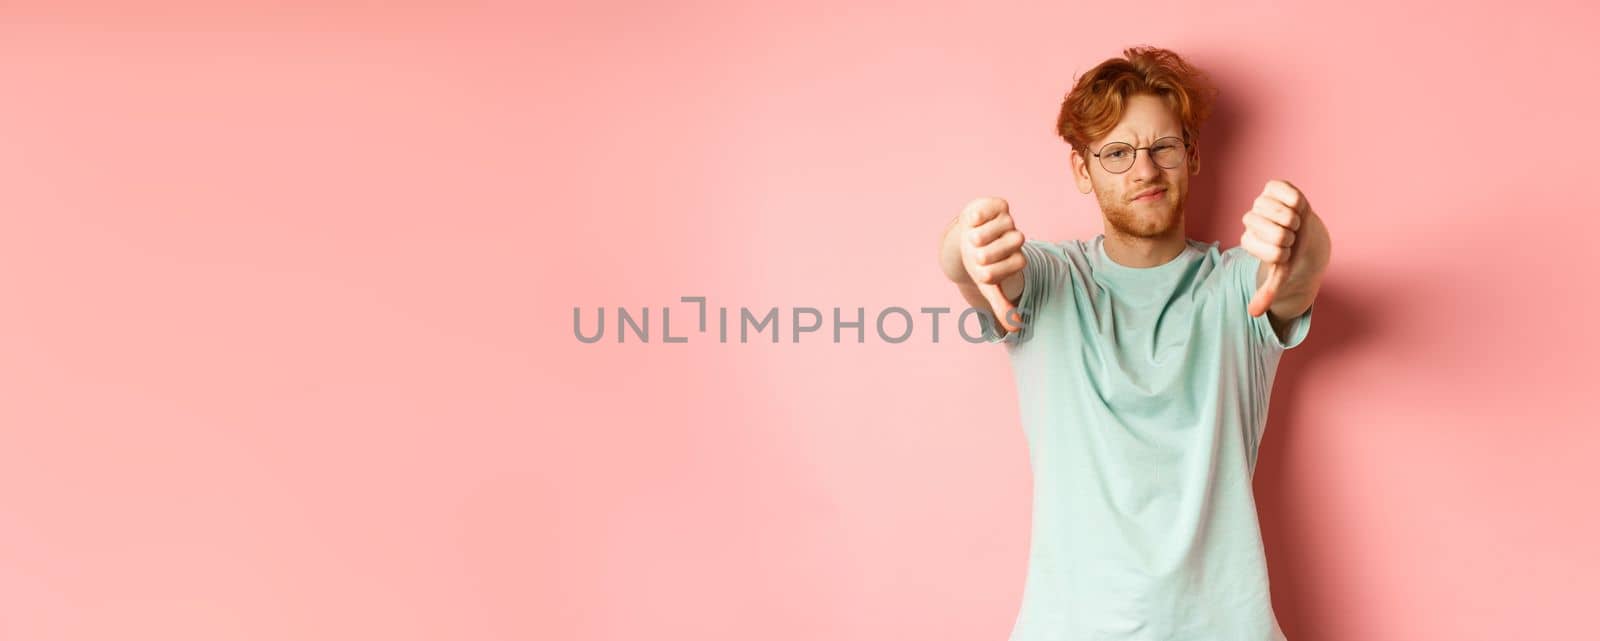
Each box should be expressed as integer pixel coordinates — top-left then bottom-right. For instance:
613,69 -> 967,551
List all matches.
1130,186 -> 1169,201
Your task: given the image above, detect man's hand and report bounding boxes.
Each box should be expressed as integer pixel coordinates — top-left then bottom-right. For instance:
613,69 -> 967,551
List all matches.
957,197 -> 1028,331
1237,179 -> 1330,320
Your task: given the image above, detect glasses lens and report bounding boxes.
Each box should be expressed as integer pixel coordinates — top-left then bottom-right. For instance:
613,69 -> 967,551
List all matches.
1099,143 -> 1135,173
1151,137 -> 1185,169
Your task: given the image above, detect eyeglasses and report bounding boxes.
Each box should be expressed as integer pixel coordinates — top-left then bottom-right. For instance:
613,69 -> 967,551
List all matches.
1091,136 -> 1188,174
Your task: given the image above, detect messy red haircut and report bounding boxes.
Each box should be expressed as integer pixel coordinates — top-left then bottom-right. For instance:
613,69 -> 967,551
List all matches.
1056,46 -> 1218,155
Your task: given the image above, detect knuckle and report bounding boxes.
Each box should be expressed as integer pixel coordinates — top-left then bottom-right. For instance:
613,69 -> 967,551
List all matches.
973,196 -> 1008,213
964,196 -> 1008,223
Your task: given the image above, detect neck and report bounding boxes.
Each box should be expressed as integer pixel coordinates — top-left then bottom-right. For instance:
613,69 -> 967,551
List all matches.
1101,227 -> 1188,268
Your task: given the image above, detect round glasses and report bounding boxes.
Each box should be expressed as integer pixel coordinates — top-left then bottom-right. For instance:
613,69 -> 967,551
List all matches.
1091,136 -> 1188,174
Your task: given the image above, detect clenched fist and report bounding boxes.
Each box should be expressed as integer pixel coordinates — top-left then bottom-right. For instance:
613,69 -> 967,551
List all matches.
957,197 -> 1028,331
1238,179 -> 1323,318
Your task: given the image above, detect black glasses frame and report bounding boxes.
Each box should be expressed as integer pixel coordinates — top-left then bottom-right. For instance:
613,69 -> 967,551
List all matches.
1091,136 -> 1189,174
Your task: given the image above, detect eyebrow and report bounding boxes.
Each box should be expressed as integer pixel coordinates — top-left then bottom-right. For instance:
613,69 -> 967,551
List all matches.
1109,132 -> 1182,142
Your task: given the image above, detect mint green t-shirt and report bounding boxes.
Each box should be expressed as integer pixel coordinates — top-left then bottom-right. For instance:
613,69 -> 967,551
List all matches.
977,234 -> 1312,641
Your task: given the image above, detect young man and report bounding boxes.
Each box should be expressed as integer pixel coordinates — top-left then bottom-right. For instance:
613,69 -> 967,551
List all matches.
937,46 -> 1331,640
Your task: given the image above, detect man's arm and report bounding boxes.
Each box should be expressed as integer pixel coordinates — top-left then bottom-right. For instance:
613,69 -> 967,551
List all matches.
1238,179 -> 1331,342
940,199 -> 1026,335
1255,205 -> 1331,341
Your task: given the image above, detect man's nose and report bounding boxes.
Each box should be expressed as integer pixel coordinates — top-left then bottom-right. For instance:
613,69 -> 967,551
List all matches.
1130,148 -> 1162,181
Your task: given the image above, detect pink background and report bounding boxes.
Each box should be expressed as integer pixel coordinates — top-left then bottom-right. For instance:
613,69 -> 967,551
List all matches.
3,1 -> 1597,639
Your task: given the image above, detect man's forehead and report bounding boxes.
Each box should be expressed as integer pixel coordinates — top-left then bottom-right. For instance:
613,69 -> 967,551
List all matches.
1099,123 -> 1182,145
1096,97 -> 1182,144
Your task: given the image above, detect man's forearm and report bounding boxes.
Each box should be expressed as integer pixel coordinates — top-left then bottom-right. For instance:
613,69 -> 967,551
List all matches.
939,215 -> 972,284
954,280 -> 992,314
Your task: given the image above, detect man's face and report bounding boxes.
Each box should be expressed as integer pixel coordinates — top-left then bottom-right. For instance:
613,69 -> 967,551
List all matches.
1071,93 -> 1200,239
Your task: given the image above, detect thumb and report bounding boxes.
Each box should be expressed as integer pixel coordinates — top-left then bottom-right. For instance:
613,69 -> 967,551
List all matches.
979,282 -> 1022,332
1248,259 -> 1289,318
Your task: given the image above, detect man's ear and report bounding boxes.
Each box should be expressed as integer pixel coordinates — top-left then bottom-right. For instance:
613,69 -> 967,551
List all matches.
1188,141 -> 1201,176
1070,147 -> 1093,194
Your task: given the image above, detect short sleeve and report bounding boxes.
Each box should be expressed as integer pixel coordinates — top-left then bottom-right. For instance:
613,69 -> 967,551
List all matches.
976,240 -> 1056,345
1230,248 -> 1314,351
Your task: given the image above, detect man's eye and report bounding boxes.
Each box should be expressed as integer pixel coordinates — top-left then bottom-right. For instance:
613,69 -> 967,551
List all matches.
1107,150 -> 1129,159
1153,144 -> 1176,153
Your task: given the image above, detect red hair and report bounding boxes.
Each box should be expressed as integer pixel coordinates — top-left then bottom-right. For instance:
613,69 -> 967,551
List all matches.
1055,46 -> 1218,154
